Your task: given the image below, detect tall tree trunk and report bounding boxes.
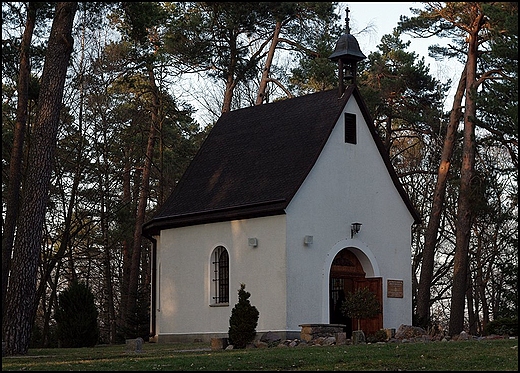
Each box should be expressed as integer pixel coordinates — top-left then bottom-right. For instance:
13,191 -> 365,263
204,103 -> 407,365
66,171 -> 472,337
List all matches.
2,2 -> 37,320
120,163 -> 133,337
42,265 -> 60,347
221,33 -> 238,113
449,10 -> 482,336
221,70 -> 236,113
466,270 -> 478,335
2,2 -> 77,355
100,171 -> 117,343
256,20 -> 281,105
476,233 -> 491,333
125,65 -> 159,337
415,66 -> 467,327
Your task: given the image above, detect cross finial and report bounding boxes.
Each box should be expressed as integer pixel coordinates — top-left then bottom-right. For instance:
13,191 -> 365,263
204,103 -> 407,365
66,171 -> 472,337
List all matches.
345,7 -> 350,34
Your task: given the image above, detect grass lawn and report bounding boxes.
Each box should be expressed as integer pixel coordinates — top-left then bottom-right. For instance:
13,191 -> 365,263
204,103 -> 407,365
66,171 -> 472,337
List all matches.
2,338 -> 518,371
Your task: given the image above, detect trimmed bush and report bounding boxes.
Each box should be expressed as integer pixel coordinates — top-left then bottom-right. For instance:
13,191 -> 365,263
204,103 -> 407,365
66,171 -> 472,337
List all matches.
54,280 -> 99,348
341,286 -> 381,331
228,283 -> 259,349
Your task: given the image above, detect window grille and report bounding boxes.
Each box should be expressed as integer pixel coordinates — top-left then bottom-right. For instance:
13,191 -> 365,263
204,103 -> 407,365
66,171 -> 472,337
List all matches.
212,246 -> 229,303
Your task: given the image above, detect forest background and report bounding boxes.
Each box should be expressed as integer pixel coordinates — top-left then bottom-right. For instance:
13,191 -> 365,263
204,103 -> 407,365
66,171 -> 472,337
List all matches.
1,2 -> 518,356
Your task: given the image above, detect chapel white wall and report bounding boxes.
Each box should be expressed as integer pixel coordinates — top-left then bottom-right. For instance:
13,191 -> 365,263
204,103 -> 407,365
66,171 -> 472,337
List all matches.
155,215 -> 287,338
285,97 -> 414,332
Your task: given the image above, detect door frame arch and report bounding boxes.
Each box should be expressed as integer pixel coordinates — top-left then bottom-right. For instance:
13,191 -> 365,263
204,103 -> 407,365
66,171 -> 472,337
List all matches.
320,238 -> 381,324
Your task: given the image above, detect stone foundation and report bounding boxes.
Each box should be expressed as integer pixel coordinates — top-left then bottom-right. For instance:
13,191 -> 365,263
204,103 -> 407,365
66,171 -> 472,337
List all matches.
299,324 -> 346,342
155,330 -> 299,344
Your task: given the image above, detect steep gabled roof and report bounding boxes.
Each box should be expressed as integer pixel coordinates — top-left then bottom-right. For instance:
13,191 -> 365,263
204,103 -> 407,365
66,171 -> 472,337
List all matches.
143,85 -> 420,236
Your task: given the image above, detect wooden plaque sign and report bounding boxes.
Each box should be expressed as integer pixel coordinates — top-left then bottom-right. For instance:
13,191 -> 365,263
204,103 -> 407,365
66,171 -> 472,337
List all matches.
387,279 -> 403,298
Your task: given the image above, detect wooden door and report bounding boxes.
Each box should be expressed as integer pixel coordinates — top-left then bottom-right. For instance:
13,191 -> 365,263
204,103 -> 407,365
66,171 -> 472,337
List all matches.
353,277 -> 383,336
329,249 -> 365,337
329,249 -> 383,338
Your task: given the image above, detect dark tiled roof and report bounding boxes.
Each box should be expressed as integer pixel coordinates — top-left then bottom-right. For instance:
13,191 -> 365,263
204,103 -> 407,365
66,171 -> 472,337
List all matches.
143,86 -> 420,235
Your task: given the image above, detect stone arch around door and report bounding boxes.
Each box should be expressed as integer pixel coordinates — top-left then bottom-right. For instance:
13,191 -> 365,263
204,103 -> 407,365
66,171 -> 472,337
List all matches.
323,240 -> 383,338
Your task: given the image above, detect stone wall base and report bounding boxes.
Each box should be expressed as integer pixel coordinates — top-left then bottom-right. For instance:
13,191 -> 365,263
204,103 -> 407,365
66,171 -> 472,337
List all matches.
155,330 -> 299,344
299,324 -> 346,342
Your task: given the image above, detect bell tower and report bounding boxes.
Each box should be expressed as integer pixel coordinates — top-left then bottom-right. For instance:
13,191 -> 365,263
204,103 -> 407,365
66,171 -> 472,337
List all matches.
329,7 -> 366,95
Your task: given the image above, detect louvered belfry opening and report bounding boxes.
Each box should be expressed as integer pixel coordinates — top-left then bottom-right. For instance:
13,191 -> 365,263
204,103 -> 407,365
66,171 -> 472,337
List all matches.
329,7 -> 367,95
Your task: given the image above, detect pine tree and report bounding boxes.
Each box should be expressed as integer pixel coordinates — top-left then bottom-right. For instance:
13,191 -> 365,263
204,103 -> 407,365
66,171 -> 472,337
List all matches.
2,2 -> 78,355
228,283 -> 259,349
54,281 -> 99,348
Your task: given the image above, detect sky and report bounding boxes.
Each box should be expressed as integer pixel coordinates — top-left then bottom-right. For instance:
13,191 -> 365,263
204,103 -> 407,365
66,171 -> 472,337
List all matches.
186,2 -> 464,124
341,2 -> 464,103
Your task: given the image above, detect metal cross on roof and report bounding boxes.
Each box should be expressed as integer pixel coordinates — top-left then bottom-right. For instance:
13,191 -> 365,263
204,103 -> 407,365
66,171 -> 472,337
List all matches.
345,7 -> 350,34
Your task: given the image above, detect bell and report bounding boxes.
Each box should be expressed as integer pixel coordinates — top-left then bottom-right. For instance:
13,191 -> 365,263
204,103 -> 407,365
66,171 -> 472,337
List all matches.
344,64 -> 354,80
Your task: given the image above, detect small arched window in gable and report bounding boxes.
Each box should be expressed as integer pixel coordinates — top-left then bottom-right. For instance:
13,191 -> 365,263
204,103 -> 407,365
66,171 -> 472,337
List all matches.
212,246 -> 229,304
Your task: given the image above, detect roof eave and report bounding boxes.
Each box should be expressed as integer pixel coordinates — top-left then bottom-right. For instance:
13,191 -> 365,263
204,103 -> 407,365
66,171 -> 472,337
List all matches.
142,199 -> 288,236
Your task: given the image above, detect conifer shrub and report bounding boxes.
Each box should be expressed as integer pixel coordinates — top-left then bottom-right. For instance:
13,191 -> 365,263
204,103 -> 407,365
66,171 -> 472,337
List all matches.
54,280 -> 100,348
484,317 -> 518,336
228,283 -> 259,349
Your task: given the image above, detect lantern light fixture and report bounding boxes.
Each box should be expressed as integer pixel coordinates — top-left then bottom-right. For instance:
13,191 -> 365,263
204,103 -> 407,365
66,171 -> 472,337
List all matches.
350,222 -> 362,238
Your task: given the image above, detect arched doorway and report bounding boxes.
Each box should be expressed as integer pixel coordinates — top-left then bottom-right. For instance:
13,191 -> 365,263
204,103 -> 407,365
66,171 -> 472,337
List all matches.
329,248 -> 383,338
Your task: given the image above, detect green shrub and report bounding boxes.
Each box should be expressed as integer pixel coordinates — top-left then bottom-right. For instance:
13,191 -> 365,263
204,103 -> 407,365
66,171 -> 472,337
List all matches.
228,283 -> 259,349
54,280 -> 100,348
484,317 -> 518,336
341,287 -> 381,331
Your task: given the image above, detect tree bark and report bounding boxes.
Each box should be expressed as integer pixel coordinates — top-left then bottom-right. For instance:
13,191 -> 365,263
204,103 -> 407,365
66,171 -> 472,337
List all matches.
256,21 -> 282,105
221,64 -> 236,113
466,270 -> 477,335
120,163 -> 133,336
415,65 -> 466,327
476,234 -> 491,333
100,167 -> 117,343
125,64 -> 159,337
449,8 -> 482,336
2,2 -> 77,355
220,30 -> 239,113
2,2 -> 37,320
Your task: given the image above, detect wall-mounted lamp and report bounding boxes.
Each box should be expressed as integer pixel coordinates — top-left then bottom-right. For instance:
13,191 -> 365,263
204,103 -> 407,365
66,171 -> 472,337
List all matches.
304,235 -> 313,246
248,237 -> 258,247
350,222 -> 362,238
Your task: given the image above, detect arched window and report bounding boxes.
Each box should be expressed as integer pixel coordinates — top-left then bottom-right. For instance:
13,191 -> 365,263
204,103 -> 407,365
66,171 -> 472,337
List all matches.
212,246 -> 229,304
